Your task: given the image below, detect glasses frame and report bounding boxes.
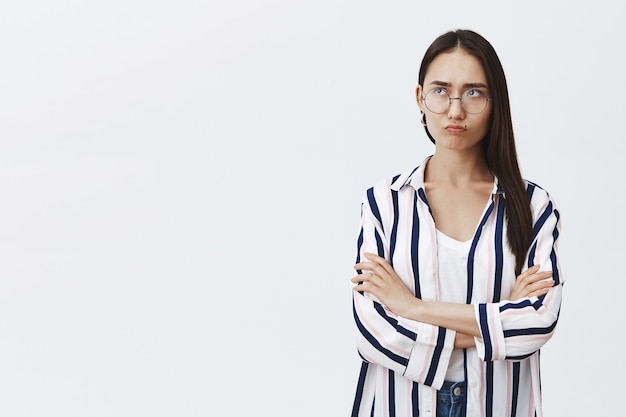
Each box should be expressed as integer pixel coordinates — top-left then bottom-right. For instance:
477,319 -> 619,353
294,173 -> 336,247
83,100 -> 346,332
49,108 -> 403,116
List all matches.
421,89 -> 493,115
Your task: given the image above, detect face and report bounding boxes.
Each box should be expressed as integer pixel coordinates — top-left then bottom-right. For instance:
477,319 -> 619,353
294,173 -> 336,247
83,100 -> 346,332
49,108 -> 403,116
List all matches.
416,48 -> 492,152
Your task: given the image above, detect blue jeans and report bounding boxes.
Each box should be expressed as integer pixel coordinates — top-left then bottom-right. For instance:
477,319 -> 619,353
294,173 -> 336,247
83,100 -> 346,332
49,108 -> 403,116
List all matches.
437,381 -> 466,417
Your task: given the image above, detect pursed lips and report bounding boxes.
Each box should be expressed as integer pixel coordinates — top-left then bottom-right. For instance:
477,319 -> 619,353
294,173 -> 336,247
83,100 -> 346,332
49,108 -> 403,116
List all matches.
445,124 -> 466,133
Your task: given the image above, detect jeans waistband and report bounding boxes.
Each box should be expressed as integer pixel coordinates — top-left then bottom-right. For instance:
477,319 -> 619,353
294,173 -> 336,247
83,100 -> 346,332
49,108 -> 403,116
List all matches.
440,380 -> 465,397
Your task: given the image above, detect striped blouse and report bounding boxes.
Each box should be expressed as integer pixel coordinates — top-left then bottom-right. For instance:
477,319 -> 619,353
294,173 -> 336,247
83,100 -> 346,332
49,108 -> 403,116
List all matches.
351,158 -> 563,417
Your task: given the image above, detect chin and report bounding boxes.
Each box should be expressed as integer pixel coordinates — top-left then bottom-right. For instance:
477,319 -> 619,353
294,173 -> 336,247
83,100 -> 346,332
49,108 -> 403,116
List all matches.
436,136 -> 484,152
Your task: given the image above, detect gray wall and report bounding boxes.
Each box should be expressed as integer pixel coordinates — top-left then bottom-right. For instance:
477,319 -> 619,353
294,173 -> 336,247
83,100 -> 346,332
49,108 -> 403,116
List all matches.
0,1 -> 621,415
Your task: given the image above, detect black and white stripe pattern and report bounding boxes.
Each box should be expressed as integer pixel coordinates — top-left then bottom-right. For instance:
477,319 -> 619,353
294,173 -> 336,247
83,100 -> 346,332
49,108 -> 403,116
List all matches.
351,158 -> 563,417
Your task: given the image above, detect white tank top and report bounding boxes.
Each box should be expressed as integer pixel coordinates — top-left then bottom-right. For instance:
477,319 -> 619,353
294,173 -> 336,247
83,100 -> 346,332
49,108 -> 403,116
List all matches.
436,229 -> 472,382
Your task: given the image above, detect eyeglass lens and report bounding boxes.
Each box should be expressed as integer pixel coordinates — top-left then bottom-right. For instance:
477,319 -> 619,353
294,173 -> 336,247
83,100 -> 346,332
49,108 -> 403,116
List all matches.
424,90 -> 489,114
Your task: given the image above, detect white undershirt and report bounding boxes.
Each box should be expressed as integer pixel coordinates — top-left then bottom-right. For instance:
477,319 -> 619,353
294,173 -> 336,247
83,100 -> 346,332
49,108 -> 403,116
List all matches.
436,229 -> 472,382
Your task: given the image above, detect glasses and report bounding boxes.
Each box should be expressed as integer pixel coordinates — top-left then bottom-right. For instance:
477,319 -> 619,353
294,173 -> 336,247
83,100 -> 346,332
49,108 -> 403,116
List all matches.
422,88 -> 492,114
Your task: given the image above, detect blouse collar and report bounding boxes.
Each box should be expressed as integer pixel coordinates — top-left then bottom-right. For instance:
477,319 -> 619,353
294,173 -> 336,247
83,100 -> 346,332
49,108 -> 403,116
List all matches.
389,155 -> 505,197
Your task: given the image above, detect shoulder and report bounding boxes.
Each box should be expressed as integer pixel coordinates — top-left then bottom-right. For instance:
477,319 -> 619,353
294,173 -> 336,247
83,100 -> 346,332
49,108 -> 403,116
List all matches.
360,165 -> 422,220
365,166 -> 419,199
523,179 -> 561,219
368,173 -> 402,194
366,162 -> 426,196
524,179 -> 554,202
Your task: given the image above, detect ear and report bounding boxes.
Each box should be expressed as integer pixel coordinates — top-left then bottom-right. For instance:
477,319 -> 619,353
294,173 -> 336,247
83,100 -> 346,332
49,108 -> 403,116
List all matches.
415,85 -> 424,111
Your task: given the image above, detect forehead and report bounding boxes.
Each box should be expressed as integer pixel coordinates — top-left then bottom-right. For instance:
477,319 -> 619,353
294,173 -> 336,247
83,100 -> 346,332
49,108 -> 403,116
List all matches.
423,49 -> 487,86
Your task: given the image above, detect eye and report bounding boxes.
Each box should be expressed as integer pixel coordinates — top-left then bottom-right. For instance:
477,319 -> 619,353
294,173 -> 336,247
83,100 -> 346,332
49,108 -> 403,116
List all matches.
433,87 -> 448,95
465,89 -> 484,98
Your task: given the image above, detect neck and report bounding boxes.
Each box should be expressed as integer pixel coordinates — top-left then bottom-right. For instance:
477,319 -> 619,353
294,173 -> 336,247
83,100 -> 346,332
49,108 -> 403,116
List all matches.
426,148 -> 492,184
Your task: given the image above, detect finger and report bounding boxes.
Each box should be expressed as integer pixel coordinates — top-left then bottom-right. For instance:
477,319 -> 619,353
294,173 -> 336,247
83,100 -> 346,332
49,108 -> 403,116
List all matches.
518,264 -> 541,280
354,261 -> 377,272
364,253 -> 396,275
523,275 -> 553,289
528,285 -> 552,298
533,278 -> 555,290
352,281 -> 378,294
358,258 -> 391,281
525,271 -> 553,285
518,268 -> 550,286
356,259 -> 391,272
351,272 -> 382,286
523,264 -> 541,275
363,253 -> 383,263
351,273 -> 374,283
351,273 -> 370,283
524,279 -> 554,296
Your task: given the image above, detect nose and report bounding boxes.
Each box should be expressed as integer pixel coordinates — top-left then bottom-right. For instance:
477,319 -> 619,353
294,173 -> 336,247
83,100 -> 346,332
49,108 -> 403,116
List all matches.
447,97 -> 465,119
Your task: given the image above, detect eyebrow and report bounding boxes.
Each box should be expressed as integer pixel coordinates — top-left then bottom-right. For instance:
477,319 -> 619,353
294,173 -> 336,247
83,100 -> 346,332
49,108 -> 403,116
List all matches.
429,81 -> 489,89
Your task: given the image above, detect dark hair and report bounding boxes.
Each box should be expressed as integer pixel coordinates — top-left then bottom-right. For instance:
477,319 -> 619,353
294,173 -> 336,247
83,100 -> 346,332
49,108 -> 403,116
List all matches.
418,29 -> 532,275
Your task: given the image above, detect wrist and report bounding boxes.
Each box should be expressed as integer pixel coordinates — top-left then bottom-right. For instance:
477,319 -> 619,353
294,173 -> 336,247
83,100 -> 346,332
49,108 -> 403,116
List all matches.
403,297 -> 426,321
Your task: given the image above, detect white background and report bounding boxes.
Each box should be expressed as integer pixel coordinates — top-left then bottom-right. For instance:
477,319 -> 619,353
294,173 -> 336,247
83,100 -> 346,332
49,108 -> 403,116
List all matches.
0,1 -> 623,416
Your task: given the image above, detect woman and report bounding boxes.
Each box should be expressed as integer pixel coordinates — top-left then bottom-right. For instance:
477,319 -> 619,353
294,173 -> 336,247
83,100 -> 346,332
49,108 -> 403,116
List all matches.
350,30 -> 563,417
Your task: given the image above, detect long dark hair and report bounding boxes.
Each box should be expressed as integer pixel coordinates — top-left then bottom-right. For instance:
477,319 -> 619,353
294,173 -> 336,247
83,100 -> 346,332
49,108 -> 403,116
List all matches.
418,29 -> 532,275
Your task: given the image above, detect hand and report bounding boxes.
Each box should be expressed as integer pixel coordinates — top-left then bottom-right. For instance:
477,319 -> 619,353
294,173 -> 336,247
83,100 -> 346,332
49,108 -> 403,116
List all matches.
509,264 -> 554,301
351,253 -> 419,317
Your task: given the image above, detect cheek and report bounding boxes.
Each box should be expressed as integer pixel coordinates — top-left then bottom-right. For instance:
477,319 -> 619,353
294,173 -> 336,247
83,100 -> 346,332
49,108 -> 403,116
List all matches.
477,111 -> 492,133
479,115 -> 491,131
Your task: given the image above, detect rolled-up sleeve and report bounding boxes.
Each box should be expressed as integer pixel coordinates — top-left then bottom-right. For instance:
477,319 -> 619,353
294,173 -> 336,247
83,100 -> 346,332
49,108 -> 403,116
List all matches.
353,189 -> 456,388
474,189 -> 563,361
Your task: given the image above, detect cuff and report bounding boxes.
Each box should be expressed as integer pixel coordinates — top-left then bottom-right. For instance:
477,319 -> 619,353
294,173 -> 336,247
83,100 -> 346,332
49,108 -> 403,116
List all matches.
474,303 -> 506,361
402,323 -> 456,389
